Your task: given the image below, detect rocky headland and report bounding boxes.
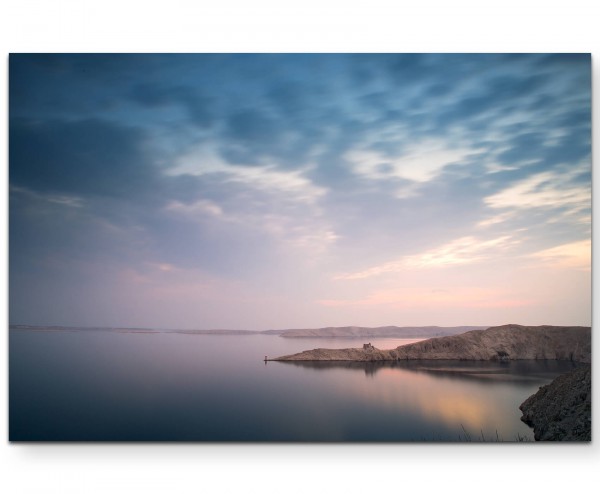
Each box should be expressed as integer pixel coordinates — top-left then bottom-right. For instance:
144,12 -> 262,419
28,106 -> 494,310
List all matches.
520,364 -> 591,441
272,324 -> 591,363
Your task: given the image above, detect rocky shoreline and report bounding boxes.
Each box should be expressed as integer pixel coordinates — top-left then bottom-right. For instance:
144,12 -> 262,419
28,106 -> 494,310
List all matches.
519,364 -> 591,441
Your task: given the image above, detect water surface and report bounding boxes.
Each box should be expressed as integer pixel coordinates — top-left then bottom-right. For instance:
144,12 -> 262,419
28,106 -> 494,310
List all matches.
9,329 -> 576,441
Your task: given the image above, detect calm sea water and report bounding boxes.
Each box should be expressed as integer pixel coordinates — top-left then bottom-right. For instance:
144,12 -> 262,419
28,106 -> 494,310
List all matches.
9,329 -> 577,441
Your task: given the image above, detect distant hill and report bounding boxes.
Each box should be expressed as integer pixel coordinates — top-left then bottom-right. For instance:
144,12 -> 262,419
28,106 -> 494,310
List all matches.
274,324 -> 591,363
274,325 -> 486,338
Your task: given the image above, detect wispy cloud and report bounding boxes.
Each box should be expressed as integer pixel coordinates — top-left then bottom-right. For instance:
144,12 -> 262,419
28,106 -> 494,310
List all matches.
529,240 -> 590,271
484,162 -> 590,214
162,151 -> 338,260
346,139 -> 475,187
476,211 -> 516,228
10,186 -> 85,209
165,199 -> 224,217
335,235 -> 516,280
169,146 -> 327,205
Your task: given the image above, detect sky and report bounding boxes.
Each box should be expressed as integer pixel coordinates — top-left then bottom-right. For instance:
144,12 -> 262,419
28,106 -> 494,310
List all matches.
8,54 -> 591,329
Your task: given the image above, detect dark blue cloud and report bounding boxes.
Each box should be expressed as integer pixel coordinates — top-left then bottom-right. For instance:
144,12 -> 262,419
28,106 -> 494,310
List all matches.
535,53 -> 590,68
225,108 -> 278,143
10,118 -> 158,199
131,83 -> 214,127
496,132 -> 547,164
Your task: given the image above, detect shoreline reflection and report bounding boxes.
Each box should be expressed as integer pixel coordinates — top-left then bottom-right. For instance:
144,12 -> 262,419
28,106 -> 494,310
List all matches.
276,359 -> 578,385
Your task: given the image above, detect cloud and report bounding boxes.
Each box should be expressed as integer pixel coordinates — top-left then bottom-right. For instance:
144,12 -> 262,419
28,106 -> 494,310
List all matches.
9,185 -> 85,209
345,140 -> 476,186
529,240 -> 590,271
476,211 -> 516,228
9,118 -> 159,200
484,162 -> 590,214
131,83 -> 214,127
168,146 -> 327,206
9,115 -> 340,291
335,235 -> 516,280
165,199 -> 224,217
162,165 -> 337,262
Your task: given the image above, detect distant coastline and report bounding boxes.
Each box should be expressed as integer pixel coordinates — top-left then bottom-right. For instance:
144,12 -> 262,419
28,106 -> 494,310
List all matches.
8,324 -> 486,339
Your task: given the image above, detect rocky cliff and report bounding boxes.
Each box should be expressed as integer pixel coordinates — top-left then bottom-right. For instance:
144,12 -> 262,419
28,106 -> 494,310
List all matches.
520,364 -> 591,441
273,324 -> 591,362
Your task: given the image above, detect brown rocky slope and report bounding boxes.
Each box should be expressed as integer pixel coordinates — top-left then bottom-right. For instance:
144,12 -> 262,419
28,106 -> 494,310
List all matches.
273,324 -> 591,362
520,364 -> 591,441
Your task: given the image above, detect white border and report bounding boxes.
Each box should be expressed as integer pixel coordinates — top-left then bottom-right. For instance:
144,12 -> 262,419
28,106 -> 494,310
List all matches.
1,2 -> 599,493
